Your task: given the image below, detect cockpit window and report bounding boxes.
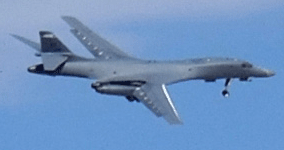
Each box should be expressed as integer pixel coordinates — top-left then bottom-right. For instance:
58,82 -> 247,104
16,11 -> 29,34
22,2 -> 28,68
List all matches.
241,63 -> 253,68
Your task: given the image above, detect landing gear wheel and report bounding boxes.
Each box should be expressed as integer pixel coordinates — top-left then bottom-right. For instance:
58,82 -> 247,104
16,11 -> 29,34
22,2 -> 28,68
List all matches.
222,90 -> 230,98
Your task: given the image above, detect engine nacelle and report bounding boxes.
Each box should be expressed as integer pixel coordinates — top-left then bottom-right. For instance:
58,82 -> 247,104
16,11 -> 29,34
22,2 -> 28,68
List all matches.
91,81 -> 145,96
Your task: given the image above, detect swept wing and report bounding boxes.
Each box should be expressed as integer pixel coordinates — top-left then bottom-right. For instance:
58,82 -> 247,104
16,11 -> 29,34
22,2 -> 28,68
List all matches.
62,16 -> 137,60
133,83 -> 183,124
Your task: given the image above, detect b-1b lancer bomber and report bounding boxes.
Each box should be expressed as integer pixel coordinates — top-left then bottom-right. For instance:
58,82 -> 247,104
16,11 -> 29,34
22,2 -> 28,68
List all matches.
11,16 -> 275,124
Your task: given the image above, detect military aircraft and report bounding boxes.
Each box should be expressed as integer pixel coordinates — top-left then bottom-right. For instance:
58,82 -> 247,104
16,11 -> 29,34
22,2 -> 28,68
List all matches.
11,16 -> 275,124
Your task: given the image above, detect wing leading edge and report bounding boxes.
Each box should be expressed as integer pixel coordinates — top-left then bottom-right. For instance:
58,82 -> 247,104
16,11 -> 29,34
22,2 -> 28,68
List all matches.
133,84 -> 183,125
61,16 -> 137,60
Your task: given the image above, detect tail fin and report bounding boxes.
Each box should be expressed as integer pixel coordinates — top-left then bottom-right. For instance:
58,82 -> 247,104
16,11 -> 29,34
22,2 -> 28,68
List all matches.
40,31 -> 72,71
40,31 -> 71,53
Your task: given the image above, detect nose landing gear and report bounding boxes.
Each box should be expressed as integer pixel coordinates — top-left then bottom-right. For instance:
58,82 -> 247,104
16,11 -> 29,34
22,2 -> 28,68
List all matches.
222,89 -> 230,98
222,78 -> 232,98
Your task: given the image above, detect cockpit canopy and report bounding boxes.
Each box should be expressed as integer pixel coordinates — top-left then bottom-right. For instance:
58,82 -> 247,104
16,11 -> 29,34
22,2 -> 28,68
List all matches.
241,62 -> 253,68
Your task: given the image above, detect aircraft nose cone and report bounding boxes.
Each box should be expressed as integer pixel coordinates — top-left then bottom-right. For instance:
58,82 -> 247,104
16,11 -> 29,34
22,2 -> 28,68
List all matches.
255,68 -> 275,77
266,70 -> 276,77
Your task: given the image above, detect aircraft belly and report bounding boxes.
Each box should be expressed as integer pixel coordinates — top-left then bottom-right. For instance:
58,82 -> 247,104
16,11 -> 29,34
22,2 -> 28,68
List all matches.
60,61 -> 100,79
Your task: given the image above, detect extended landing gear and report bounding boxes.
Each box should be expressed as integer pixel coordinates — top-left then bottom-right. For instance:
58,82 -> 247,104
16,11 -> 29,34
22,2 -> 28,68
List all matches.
222,89 -> 230,98
222,78 -> 232,98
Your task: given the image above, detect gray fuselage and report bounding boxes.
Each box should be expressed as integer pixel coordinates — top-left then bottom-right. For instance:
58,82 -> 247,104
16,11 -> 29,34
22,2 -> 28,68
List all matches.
29,57 -> 275,85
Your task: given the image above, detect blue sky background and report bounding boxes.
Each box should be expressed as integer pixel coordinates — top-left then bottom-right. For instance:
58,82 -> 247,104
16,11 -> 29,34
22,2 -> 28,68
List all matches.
0,0 -> 284,150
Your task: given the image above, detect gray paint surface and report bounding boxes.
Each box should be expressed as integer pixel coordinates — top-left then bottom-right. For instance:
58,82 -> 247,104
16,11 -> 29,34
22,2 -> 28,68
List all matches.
11,17 -> 275,124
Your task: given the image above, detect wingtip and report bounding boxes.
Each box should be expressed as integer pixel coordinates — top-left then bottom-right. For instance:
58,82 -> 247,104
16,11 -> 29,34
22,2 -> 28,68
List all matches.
9,33 -> 17,38
166,116 -> 184,125
169,121 -> 183,125
61,16 -> 69,19
10,33 -> 23,40
61,16 -> 76,21
174,119 -> 184,125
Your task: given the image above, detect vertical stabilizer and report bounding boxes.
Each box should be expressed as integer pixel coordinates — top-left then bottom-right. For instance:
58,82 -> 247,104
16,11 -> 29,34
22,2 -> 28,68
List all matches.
40,31 -> 71,53
39,31 -> 72,71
